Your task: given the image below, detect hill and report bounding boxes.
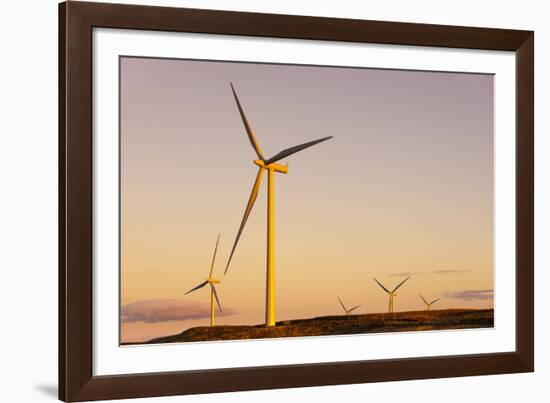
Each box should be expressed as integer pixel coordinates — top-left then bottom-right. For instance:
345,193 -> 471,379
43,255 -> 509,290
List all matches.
129,309 -> 493,345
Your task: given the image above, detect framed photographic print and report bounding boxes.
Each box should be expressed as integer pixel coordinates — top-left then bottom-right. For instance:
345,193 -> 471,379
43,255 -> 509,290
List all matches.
59,1 -> 534,401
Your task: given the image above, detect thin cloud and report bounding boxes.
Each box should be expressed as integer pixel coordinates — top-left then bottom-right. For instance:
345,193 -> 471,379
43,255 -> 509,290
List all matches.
390,272 -> 417,277
389,269 -> 469,277
121,299 -> 237,324
443,289 -> 494,301
433,269 -> 470,274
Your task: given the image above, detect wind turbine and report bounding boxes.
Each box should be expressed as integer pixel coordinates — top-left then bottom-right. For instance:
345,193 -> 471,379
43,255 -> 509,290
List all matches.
373,276 -> 411,314
185,234 -> 223,326
419,293 -> 440,311
225,82 -> 332,327
337,296 -> 361,316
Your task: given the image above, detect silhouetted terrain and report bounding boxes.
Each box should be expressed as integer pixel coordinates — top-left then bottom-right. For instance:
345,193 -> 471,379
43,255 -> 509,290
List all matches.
123,309 -> 493,345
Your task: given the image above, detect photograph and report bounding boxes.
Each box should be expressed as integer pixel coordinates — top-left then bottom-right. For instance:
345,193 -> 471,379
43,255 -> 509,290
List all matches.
50,1 -> 537,401
119,56 -> 495,345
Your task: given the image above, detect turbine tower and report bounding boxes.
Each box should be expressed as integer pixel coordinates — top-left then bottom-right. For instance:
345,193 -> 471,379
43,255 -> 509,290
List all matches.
337,296 -> 360,316
225,83 -> 332,326
185,234 -> 223,326
419,293 -> 440,311
373,276 -> 411,314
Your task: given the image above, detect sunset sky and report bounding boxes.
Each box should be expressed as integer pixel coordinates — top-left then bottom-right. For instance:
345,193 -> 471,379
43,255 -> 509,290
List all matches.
120,57 -> 494,343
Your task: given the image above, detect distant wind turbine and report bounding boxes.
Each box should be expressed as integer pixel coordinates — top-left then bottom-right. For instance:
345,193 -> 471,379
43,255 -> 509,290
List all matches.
185,234 -> 223,326
337,296 -> 360,316
224,83 -> 333,327
419,293 -> 440,311
373,276 -> 411,314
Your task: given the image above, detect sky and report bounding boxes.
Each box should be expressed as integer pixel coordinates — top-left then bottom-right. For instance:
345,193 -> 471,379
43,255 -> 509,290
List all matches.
120,56 -> 494,343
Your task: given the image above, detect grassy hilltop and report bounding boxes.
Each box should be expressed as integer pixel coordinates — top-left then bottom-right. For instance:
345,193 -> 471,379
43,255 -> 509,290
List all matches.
128,308 -> 493,345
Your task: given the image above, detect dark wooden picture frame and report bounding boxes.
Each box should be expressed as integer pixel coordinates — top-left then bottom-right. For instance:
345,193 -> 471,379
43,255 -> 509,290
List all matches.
59,1 -> 534,401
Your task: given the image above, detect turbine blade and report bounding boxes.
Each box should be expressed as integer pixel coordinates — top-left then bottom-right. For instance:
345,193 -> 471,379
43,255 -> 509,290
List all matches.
208,233 -> 221,278
263,136 -> 333,165
431,298 -> 441,305
230,83 -> 264,160
392,276 -> 411,293
212,284 -> 222,313
185,280 -> 208,295
225,167 -> 265,274
419,293 -> 428,305
337,296 -> 347,312
349,305 -> 361,312
373,278 -> 390,294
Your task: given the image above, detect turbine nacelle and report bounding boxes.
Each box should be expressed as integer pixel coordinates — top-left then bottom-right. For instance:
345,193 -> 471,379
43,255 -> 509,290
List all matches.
207,278 -> 221,284
253,159 -> 289,174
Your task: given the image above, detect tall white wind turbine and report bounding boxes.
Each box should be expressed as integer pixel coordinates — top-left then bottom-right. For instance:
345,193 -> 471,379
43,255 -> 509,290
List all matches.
337,296 -> 361,315
419,293 -> 440,311
185,234 -> 223,326
225,83 -> 332,326
373,276 -> 411,314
